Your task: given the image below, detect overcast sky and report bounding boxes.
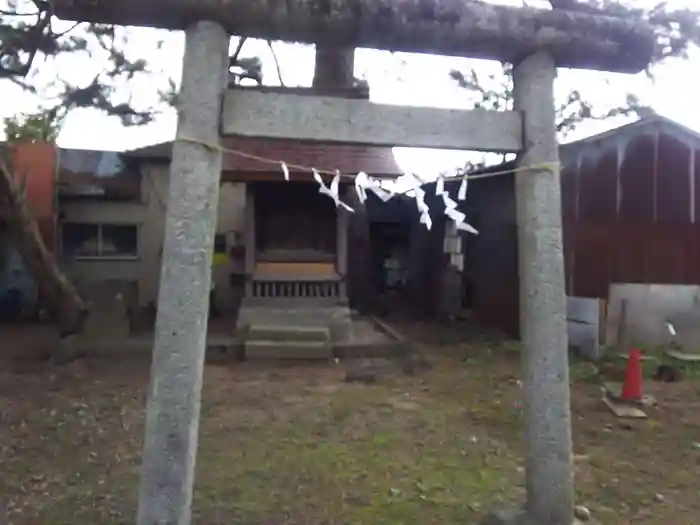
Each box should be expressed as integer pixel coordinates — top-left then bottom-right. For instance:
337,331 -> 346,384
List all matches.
0,0 -> 698,178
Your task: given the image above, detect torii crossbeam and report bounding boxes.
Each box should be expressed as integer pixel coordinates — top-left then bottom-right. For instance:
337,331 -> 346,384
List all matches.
54,0 -> 654,72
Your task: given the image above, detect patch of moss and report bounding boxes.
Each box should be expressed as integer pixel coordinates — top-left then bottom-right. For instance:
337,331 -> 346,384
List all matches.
193,378 -> 519,524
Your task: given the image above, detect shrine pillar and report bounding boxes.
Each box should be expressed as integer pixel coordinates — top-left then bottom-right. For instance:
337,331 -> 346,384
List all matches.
513,51 -> 573,525
136,20 -> 229,525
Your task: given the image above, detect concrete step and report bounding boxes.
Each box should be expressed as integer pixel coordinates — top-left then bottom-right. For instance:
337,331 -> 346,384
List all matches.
244,340 -> 333,360
238,306 -> 350,328
248,324 -> 331,343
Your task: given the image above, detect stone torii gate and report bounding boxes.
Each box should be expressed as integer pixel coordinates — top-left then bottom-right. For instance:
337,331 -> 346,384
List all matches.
54,2 -> 655,524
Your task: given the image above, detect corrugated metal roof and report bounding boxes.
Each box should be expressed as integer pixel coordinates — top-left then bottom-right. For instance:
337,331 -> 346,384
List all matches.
57,148 -> 140,198
124,136 -> 403,177
561,115 -> 700,151
58,148 -> 125,178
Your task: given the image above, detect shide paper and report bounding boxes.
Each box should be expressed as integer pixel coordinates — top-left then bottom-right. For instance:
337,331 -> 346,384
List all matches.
286,165 -> 478,235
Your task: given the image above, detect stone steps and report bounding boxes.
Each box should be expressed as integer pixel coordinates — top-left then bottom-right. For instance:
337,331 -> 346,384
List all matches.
238,305 -> 350,328
244,340 -> 333,360
244,324 -> 333,359
248,324 -> 330,343
237,305 -> 353,348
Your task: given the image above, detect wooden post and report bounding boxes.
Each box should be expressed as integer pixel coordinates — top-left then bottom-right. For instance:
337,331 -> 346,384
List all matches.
336,185 -> 348,300
244,183 -> 256,298
136,20 -> 228,525
513,52 -> 573,525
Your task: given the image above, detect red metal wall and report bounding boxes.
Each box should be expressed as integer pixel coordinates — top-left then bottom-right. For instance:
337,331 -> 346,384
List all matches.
402,120 -> 700,336
8,142 -> 57,250
562,122 -> 700,299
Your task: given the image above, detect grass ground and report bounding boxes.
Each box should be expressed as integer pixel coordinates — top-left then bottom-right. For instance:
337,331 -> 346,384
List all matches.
1,323 -> 699,525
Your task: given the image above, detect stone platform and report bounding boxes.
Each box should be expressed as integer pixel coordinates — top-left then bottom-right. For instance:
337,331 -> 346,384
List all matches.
245,324 -> 333,359
236,304 -> 407,360
237,304 -> 352,342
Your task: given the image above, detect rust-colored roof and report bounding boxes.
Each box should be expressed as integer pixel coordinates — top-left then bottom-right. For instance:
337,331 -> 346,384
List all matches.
123,136 -> 403,177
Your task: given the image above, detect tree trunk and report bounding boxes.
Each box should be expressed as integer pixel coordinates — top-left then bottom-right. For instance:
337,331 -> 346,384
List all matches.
54,0 -> 655,73
0,161 -> 87,336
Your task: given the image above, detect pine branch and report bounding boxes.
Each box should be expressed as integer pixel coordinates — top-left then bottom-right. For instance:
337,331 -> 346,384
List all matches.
0,0 -> 54,78
267,40 -> 286,87
449,1 -> 697,141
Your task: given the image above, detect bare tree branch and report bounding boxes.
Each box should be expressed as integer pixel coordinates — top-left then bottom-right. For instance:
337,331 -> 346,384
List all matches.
230,36 -> 247,66
0,156 -> 86,335
0,0 -> 55,78
267,39 -> 286,87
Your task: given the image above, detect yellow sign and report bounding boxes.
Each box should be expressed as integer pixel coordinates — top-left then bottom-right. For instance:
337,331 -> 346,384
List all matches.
212,253 -> 229,267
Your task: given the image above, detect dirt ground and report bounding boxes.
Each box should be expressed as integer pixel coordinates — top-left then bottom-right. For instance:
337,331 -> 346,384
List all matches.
1,321 -> 699,525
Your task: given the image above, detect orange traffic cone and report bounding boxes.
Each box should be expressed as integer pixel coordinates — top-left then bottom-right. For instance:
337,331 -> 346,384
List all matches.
620,348 -> 644,402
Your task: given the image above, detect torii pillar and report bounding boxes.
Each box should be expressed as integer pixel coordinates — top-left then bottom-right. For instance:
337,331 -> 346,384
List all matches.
480,51 -> 574,525
514,52 -> 573,525
136,20 -> 229,525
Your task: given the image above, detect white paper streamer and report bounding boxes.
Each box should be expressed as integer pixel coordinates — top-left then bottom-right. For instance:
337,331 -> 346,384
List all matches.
435,175 -> 444,195
279,164 -> 477,234
354,171 -> 369,203
403,173 -> 432,230
415,187 -> 432,230
439,177 -> 478,235
368,184 -> 392,202
457,175 -> 468,201
313,169 -> 354,212
280,161 -> 290,181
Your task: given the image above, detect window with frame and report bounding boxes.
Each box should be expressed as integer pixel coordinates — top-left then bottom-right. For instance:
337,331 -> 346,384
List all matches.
61,223 -> 138,259
214,233 -> 227,254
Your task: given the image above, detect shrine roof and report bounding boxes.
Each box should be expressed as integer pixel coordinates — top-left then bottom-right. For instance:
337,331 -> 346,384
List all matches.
124,136 -> 403,177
